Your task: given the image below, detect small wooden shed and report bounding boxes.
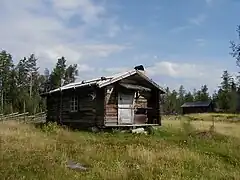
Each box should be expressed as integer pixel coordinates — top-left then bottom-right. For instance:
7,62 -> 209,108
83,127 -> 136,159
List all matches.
41,65 -> 166,129
181,101 -> 214,114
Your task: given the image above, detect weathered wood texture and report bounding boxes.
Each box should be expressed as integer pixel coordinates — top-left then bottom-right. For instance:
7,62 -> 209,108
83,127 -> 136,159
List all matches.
133,92 -> 148,124
119,76 -> 160,125
0,112 -> 46,123
45,74 -> 162,127
46,87 -> 97,126
147,90 -> 160,124
104,85 -> 118,126
95,87 -> 105,126
46,93 -> 60,122
134,94 -> 148,108
103,81 -> 160,126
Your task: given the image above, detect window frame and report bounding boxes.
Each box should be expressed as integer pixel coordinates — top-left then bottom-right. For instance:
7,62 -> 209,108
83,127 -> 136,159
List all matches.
70,95 -> 78,112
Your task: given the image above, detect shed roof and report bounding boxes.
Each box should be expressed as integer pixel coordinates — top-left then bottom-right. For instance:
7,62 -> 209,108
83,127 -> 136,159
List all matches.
45,68 -> 166,95
181,101 -> 212,108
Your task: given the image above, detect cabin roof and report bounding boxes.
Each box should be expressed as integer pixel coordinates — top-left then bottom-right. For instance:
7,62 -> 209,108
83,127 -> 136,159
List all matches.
45,68 -> 166,95
181,101 -> 212,108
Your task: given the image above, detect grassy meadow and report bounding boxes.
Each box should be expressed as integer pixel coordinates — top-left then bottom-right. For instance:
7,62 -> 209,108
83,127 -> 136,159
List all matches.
1,113 -> 240,179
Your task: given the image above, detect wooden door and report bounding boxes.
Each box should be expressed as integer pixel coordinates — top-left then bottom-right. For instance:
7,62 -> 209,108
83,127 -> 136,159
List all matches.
118,92 -> 135,124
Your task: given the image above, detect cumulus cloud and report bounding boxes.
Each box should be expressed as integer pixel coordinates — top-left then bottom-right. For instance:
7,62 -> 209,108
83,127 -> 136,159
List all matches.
169,25 -> 191,34
170,13 -> 207,34
0,0 -> 127,70
0,0 -> 227,93
195,38 -> 206,46
189,13 -> 207,26
51,0 -> 105,23
146,61 -> 223,92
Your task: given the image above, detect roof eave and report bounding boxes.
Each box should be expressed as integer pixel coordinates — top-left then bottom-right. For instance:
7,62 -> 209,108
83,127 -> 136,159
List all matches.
43,82 -> 97,95
136,71 -> 166,93
98,70 -> 137,88
98,70 -> 166,93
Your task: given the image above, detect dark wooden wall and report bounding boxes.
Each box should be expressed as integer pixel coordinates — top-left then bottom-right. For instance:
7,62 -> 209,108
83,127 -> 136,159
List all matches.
46,94 -> 59,121
182,106 -> 213,114
147,89 -> 160,125
46,87 -> 99,127
134,89 -> 161,125
95,87 -> 105,126
46,82 -> 163,127
134,92 -> 148,124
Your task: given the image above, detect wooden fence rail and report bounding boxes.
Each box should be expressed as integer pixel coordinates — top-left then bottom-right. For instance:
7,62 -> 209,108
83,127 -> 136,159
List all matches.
0,112 -> 46,123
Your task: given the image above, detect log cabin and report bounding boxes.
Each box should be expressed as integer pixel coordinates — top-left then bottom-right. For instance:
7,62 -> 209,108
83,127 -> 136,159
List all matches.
181,101 -> 214,114
41,65 -> 166,130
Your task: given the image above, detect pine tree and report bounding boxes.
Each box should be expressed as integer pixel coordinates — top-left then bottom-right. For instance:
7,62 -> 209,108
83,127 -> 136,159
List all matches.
0,50 -> 14,113
184,92 -> 194,102
217,71 -> 232,112
63,64 -> 78,85
199,85 -> 209,101
230,25 -> 240,67
49,57 -> 67,90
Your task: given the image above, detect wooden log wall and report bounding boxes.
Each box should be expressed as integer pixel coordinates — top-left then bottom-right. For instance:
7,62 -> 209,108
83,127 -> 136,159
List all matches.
46,87 -> 98,127
61,88 -> 96,125
147,89 -> 160,124
134,93 -> 148,108
46,93 -> 60,122
95,87 -> 105,126
133,92 -> 148,124
104,85 -> 118,126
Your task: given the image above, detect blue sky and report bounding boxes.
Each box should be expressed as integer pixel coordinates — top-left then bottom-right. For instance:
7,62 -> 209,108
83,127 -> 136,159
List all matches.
0,0 -> 239,94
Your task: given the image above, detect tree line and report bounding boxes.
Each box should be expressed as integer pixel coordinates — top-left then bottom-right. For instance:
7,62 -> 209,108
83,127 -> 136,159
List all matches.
0,52 -> 78,114
0,25 -> 239,115
163,25 -> 240,114
162,70 -> 239,114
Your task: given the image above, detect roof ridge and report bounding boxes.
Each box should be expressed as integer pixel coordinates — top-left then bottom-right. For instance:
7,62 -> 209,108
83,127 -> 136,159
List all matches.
43,67 -> 166,95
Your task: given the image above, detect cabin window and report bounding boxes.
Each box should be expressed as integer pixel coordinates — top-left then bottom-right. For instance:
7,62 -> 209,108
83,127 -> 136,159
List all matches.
70,95 -> 78,112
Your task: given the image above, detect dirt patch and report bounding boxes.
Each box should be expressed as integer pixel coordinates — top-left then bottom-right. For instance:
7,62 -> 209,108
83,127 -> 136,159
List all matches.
188,130 -> 215,139
194,131 -> 214,138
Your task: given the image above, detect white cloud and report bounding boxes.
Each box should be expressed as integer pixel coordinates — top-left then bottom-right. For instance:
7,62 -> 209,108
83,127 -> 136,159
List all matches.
189,14 -> 207,26
78,64 -> 95,72
0,0 -> 126,70
146,60 -> 223,92
148,61 -> 202,78
169,25 -> 191,34
170,14 -> 206,34
66,58 -> 226,94
170,13 -> 207,34
84,59 -> 224,93
80,44 -> 129,58
195,38 -> 206,46
51,0 -> 105,25
37,43 -> 128,64
205,0 -> 213,5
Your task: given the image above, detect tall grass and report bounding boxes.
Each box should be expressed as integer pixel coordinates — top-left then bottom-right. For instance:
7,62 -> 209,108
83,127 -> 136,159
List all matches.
1,117 -> 240,179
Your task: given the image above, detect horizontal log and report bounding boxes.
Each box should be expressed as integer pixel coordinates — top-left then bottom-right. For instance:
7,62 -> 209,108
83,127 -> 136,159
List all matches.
105,109 -> 117,113
4,112 -> 19,117
61,119 -> 95,123
104,122 -> 118,126
11,112 -> 29,117
34,112 -> 46,116
105,121 -> 118,124
105,114 -> 117,117
105,116 -> 117,121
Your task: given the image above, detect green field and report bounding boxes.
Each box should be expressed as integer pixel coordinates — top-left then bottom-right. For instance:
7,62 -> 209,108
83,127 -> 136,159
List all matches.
1,113 -> 240,180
